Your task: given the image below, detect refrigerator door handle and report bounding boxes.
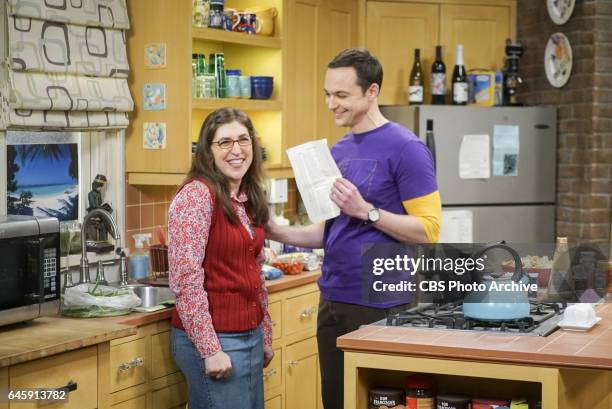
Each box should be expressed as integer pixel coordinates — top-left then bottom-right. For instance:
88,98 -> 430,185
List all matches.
425,119 -> 436,171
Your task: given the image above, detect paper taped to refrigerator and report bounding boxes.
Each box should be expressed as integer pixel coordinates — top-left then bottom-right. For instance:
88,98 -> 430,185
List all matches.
493,125 -> 520,176
459,134 -> 490,179
439,210 -> 473,243
286,139 -> 341,223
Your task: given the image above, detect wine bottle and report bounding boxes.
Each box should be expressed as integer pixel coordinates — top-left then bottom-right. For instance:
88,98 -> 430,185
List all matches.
431,45 -> 446,105
408,48 -> 424,105
452,44 -> 468,105
425,119 -> 436,171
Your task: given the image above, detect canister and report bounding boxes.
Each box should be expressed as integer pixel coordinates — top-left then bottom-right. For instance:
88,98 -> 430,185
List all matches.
239,75 -> 251,98
369,387 -> 405,409
226,69 -> 242,98
436,393 -> 471,409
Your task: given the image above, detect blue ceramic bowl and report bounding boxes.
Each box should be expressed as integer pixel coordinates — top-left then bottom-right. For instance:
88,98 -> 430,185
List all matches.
251,77 -> 274,99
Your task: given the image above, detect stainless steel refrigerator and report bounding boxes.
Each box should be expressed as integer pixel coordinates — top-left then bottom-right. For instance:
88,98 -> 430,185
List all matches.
381,105 -> 556,243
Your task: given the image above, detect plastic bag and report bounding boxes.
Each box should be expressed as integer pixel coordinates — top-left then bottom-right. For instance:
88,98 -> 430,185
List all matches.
62,283 -> 142,317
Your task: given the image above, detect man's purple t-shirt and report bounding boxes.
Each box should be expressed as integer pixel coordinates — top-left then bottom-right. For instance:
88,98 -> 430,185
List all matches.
319,121 -> 437,308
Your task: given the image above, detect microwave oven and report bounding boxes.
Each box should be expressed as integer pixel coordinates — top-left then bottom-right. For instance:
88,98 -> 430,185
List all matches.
0,215 -> 60,326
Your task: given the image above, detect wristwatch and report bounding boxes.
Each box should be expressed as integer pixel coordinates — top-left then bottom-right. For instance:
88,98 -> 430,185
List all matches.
367,207 -> 380,223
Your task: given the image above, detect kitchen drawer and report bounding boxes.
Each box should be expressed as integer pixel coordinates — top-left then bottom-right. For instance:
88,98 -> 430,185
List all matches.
152,381 -> 187,409
9,346 -> 97,409
283,291 -> 318,337
263,348 -> 282,391
111,394 -> 146,409
265,394 -> 282,409
151,330 -> 178,379
110,337 -> 147,392
269,300 -> 282,340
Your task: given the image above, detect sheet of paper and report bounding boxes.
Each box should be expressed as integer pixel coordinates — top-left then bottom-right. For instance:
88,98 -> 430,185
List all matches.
439,210 -> 473,243
459,134 -> 490,179
286,139 -> 341,223
492,125 -> 520,176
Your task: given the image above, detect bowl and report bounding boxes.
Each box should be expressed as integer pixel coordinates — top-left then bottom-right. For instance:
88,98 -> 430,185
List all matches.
251,78 -> 273,99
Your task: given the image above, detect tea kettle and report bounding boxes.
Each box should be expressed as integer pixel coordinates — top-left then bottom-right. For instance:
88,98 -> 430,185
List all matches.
462,242 -> 531,320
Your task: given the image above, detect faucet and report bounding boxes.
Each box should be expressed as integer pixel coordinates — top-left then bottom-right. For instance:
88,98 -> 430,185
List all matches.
79,208 -> 120,284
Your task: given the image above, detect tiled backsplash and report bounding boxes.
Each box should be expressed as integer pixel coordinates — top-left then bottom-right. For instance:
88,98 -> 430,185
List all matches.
124,178 -> 299,252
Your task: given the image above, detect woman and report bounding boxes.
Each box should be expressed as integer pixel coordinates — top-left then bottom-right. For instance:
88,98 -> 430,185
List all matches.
169,108 -> 273,409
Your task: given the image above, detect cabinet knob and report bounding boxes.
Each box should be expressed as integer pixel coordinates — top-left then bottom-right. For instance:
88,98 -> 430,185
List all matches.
287,360 -> 299,368
263,368 -> 277,379
299,306 -> 317,318
118,356 -> 144,373
272,320 -> 277,327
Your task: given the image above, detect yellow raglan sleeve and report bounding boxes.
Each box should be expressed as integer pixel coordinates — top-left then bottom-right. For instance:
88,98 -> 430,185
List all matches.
402,190 -> 442,243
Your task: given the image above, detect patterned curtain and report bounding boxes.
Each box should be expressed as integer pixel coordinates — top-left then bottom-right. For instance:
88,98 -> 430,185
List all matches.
0,0 -> 134,130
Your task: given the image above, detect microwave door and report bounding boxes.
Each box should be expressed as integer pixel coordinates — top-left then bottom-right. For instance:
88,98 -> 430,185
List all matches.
0,238 -> 37,309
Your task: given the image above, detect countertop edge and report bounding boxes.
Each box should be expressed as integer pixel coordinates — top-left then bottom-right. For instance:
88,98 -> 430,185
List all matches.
337,338 -> 612,371
0,322 -> 136,367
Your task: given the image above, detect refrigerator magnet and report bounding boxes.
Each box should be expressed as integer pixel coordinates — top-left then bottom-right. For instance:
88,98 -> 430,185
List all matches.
144,43 -> 167,69
143,122 -> 167,149
544,33 -> 572,88
143,83 -> 166,110
546,0 -> 575,25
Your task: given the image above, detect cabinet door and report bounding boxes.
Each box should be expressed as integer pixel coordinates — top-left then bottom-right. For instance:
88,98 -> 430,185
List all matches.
285,0 -> 324,165
265,395 -> 282,409
151,330 -> 178,379
151,381 -> 187,409
366,2 -> 439,105
440,4 -> 514,73
285,337 -> 318,409
318,0 -> 359,147
110,338 -> 147,392
111,395 -> 147,409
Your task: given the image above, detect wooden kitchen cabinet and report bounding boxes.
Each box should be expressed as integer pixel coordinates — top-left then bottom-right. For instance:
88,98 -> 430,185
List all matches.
284,0 -> 359,160
264,281 -> 322,409
126,0 -> 286,185
365,0 -> 516,105
9,347 -> 98,409
103,321 -> 186,409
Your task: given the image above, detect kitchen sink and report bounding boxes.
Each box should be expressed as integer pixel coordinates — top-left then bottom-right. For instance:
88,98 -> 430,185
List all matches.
123,285 -> 175,308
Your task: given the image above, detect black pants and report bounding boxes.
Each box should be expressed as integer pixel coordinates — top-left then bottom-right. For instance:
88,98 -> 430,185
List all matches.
316,299 -> 410,409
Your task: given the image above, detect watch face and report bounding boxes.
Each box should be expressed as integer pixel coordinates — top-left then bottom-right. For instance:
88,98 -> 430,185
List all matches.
368,208 -> 380,222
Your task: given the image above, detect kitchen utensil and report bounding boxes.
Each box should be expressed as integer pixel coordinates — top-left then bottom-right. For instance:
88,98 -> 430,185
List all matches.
245,7 -> 277,36
251,76 -> 273,99
463,241 -> 531,320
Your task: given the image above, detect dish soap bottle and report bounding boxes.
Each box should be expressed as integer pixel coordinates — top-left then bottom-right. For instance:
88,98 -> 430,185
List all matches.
130,233 -> 152,281
547,237 -> 575,301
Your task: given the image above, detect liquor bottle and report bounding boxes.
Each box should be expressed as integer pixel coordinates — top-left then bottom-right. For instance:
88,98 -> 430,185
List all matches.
547,237 -> 575,301
408,48 -> 424,105
452,44 -> 468,105
431,45 -> 446,105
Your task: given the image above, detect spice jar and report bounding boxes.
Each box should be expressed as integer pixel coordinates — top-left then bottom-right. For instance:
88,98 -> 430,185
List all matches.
406,375 -> 434,409
370,387 -> 405,409
436,393 -> 471,409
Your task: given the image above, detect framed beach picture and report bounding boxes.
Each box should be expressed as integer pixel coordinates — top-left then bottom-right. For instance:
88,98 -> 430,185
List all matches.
6,131 -> 79,222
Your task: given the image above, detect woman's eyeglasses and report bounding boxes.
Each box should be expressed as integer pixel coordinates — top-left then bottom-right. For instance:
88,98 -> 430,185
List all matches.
211,136 -> 252,150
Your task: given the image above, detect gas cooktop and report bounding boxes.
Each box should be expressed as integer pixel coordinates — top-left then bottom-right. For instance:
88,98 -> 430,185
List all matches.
376,301 -> 566,337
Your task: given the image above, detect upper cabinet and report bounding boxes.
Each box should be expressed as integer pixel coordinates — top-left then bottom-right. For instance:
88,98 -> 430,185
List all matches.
365,0 -> 516,105
125,0 -> 358,184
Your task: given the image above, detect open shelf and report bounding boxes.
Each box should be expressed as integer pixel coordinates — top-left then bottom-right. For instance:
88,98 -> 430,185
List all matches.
192,26 -> 282,49
192,97 -> 282,111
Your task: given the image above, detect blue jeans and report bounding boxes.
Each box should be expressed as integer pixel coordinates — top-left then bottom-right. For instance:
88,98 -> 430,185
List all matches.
171,326 -> 264,409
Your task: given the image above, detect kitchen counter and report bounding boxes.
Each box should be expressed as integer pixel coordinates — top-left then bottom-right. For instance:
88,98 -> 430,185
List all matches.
0,316 -> 135,367
338,303 -> 612,370
0,269 -> 321,368
339,304 -> 611,409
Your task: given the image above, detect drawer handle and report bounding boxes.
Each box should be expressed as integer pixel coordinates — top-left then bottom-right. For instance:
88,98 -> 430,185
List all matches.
53,380 -> 77,393
263,368 -> 277,379
287,360 -> 299,368
272,320 -> 277,327
299,306 -> 317,318
118,356 -> 144,373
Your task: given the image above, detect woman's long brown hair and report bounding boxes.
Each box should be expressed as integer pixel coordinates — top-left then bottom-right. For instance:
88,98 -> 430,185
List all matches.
187,108 -> 269,226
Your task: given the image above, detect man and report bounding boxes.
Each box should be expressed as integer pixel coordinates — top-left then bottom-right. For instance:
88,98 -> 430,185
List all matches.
266,48 -> 441,409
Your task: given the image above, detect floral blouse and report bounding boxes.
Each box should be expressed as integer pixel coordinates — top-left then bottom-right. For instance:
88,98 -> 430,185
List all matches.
168,180 -> 273,358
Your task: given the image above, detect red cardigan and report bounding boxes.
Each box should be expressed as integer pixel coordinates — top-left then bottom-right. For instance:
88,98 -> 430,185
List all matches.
171,181 -> 265,333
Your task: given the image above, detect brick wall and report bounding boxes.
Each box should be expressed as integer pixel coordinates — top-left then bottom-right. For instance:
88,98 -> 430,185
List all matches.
518,0 -> 611,246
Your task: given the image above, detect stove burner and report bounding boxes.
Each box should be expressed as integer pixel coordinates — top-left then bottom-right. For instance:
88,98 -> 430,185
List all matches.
384,301 -> 565,336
